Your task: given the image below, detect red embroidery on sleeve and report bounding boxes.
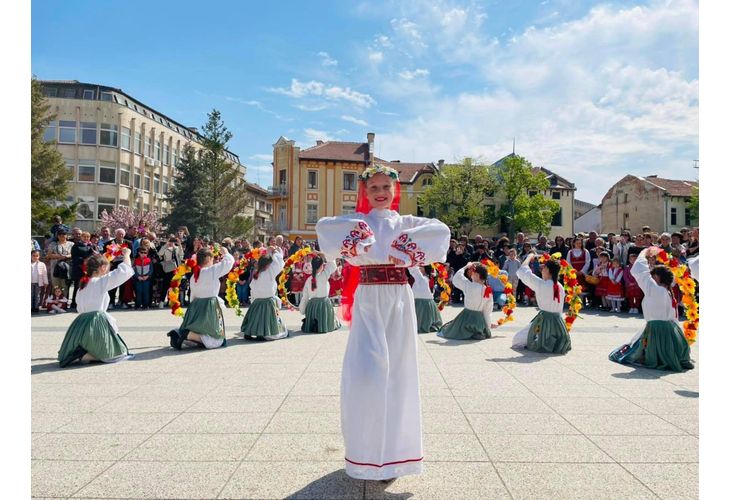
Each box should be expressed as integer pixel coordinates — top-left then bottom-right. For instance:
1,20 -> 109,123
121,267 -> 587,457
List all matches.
390,233 -> 426,266
341,222 -> 374,258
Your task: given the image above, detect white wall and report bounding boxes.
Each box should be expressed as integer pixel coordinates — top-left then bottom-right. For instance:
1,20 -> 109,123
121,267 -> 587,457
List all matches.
575,207 -> 602,234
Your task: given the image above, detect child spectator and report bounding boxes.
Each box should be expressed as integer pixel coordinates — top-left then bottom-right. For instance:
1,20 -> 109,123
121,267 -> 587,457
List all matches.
487,269 -> 509,310
31,250 -> 48,313
606,257 -> 624,313
328,263 -> 344,305
501,248 -> 521,298
133,248 -> 153,309
46,286 -> 69,314
592,251 -> 611,309
624,253 -> 643,314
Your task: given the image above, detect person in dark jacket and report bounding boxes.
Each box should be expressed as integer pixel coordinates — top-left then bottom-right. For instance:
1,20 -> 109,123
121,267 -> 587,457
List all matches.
70,231 -> 97,309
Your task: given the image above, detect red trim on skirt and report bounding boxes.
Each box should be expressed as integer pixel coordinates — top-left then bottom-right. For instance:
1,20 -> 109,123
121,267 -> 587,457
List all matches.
345,456 -> 423,468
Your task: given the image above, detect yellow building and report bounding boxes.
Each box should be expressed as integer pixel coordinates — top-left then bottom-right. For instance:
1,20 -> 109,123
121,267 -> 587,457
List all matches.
269,133 -> 438,239
39,80 -> 246,232
243,183 -> 274,241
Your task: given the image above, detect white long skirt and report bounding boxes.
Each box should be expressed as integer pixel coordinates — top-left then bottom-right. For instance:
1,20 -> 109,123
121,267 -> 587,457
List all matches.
342,282 -> 423,480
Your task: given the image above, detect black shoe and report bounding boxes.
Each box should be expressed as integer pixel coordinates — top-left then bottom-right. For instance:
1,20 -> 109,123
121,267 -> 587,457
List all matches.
167,329 -> 188,350
243,334 -> 254,340
380,478 -> 397,484
60,346 -> 87,368
681,360 -> 695,370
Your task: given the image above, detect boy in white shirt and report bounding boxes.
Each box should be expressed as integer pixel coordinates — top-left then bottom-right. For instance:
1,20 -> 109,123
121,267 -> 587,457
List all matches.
31,250 -> 48,313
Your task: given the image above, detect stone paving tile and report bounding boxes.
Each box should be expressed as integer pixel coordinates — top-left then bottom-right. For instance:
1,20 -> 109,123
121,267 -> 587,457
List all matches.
279,395 -> 340,413
31,433 -> 150,461
32,412 -> 75,433
622,463 -> 699,500
456,396 -> 556,414
187,395 -> 285,413
32,396 -> 118,414
95,395 -> 201,414
74,460 -> 238,499
219,461 -> 363,499
421,395 -> 461,413
561,414 -> 687,436
290,372 -> 342,396
422,411 -> 473,434
589,435 -> 699,463
494,462 -> 657,499
160,412 -> 274,434
466,413 -> 580,435
364,461 -> 510,499
245,433 -> 345,461
423,434 -> 489,461
625,397 -> 699,415
481,434 -> 614,463
657,414 -> 699,436
32,459 -> 114,498
124,433 -> 258,461
54,413 -> 179,434
264,411 -> 341,434
541,397 -> 650,415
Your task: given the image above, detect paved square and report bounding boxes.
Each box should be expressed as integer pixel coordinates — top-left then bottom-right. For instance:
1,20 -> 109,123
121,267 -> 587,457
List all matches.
31,305 -> 698,499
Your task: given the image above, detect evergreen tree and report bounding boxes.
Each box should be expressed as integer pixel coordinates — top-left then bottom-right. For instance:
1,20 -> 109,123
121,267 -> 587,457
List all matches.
31,78 -> 74,235
163,143 -> 208,236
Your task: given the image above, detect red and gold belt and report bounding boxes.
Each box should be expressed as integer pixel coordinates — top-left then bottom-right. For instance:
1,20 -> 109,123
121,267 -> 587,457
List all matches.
359,265 -> 408,285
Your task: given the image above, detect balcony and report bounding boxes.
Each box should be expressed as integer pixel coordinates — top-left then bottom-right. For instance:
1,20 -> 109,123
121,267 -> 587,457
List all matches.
268,185 -> 288,197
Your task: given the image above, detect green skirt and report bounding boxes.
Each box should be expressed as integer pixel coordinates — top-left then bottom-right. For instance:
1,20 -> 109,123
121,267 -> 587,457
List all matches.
302,297 -> 341,333
525,311 -> 572,354
439,308 -> 490,340
57,311 -> 129,367
415,298 -> 443,333
609,320 -> 694,372
241,298 -> 288,340
180,297 -> 225,339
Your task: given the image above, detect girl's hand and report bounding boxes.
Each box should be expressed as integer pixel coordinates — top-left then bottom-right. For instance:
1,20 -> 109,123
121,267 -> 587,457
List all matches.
388,255 -> 406,266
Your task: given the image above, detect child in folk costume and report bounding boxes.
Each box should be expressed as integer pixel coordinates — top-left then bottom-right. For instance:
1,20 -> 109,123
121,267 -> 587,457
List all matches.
408,265 -> 443,333
240,247 -> 288,340
624,253 -> 644,314
31,249 -> 49,312
609,247 -> 694,371
46,286 -> 69,314
167,247 -> 234,350
299,252 -> 341,333
592,251 -> 611,308
606,257 -> 624,313
512,253 -> 572,354
57,250 -> 135,367
328,263 -> 343,305
316,164 -> 450,481
438,262 -> 493,340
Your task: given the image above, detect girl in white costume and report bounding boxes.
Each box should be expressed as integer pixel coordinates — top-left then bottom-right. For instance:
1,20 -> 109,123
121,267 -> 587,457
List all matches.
316,164 -> 450,481
408,266 -> 443,333
438,262 -> 493,340
299,252 -> 341,333
240,247 -> 288,340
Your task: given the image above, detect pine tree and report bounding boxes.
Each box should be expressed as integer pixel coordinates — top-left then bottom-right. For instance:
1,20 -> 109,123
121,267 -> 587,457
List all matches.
163,142 -> 208,236
31,78 -> 74,235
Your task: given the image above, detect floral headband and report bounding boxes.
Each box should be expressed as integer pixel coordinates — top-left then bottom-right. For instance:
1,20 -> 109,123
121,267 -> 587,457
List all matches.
359,163 -> 399,181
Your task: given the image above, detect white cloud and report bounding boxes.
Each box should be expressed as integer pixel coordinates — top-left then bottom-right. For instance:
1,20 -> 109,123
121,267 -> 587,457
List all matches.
249,153 -> 273,162
268,79 -> 376,108
318,51 -> 338,67
398,68 -> 430,80
341,115 -> 369,126
390,18 -> 428,50
303,128 -> 335,143
294,103 -> 329,112
368,50 -> 384,64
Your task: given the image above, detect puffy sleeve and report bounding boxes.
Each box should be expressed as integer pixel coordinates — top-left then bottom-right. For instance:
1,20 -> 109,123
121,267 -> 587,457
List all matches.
98,262 -> 134,292
269,248 -> 285,277
631,249 -> 661,296
687,256 -> 699,281
516,262 -> 544,291
483,293 -> 493,328
321,260 -> 338,281
315,215 -> 376,263
451,266 -> 470,292
388,215 -> 450,267
298,278 -> 311,313
210,252 -> 236,280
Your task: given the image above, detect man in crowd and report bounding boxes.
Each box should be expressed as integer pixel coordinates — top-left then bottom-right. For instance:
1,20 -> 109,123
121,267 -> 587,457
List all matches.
45,228 -> 73,299
50,215 -> 70,242
535,235 -> 550,254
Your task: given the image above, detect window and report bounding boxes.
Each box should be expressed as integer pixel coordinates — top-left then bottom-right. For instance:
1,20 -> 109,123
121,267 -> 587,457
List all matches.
144,174 -> 151,191
143,203 -> 150,212
99,161 -> 117,184
671,207 -> 677,225
80,122 -> 97,144
77,162 -> 96,182
172,147 -> 178,167
306,203 -> 318,224
154,174 -> 160,193
279,170 -> 287,185
307,170 -> 318,189
119,198 -> 129,207
154,140 -> 161,161
134,168 -> 141,188
100,92 -> 113,102
343,172 -> 356,191
58,120 -> 76,143
134,131 -> 142,155
552,191 -> 561,200
63,88 -> 75,98
120,164 -> 130,186
422,177 -> 433,187
266,203 -> 272,212
685,208 -> 691,226
45,87 -> 58,97
82,89 -> 94,100
43,121 -> 57,142
163,179 -> 169,194
342,204 -> 356,215
97,197 -> 116,219
100,123 -> 118,146
121,127 -> 131,150
163,144 -> 169,165
551,207 -> 563,227
65,159 -> 75,180
145,136 -> 152,157
624,193 -> 629,203
75,196 -> 95,219
528,190 -> 537,197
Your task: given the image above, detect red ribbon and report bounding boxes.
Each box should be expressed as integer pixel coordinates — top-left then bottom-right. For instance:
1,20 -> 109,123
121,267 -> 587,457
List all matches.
483,286 -> 492,298
553,282 -> 560,302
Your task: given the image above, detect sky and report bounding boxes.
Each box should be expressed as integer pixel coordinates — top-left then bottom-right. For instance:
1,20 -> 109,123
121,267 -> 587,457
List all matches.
31,0 -> 698,204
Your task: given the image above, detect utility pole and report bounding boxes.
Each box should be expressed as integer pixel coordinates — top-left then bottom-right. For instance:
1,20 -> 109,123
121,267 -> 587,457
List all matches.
693,159 -> 699,169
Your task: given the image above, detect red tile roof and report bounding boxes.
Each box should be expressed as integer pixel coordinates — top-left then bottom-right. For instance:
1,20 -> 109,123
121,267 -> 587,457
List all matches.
642,176 -> 698,197
380,161 -> 437,184
299,141 -> 371,162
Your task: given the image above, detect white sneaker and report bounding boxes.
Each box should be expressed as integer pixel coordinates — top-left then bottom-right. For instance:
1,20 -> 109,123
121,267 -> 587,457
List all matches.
49,310 -> 55,314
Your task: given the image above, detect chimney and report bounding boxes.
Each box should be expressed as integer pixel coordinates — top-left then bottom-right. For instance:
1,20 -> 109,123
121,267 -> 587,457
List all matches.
437,159 -> 444,169
316,140 -> 324,146
367,132 -> 375,165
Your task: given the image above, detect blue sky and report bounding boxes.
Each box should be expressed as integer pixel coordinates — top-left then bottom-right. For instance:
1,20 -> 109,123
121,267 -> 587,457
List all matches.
31,0 -> 698,204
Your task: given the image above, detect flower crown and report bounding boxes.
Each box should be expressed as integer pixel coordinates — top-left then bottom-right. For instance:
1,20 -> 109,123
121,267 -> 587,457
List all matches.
359,163 -> 399,181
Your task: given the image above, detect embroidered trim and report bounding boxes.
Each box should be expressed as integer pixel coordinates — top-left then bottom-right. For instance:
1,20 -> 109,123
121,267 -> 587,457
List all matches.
345,457 -> 423,468
340,222 -> 374,258
390,233 -> 426,266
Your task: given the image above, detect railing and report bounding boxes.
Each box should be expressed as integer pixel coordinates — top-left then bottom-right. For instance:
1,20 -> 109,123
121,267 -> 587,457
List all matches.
267,185 -> 288,197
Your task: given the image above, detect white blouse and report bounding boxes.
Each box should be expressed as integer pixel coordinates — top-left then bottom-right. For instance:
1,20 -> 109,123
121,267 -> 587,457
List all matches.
190,253 -> 235,300
408,267 -> 434,300
315,208 -> 450,268
299,260 -> 337,312
76,263 -> 134,333
687,256 -> 699,282
516,264 -> 565,313
567,248 -> 590,274
249,249 -> 285,300
451,266 -> 494,326
631,250 -> 678,322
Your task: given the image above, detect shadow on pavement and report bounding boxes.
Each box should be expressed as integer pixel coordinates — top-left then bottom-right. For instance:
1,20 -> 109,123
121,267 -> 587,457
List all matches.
282,469 -> 368,499
675,389 -> 699,398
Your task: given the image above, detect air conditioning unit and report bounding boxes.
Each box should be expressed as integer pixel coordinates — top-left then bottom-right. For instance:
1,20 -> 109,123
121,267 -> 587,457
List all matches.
144,157 -> 155,167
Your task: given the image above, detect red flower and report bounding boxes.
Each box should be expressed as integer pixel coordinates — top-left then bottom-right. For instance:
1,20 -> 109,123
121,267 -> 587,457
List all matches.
657,250 -> 669,262
560,259 -> 568,267
169,280 -> 180,289
505,309 -> 513,316
669,259 -> 679,268
566,278 -> 577,287
566,316 -> 576,324
285,259 -> 294,267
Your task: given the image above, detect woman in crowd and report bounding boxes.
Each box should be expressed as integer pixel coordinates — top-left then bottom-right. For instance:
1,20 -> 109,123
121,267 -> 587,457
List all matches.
609,247 -> 694,371
549,235 -> 569,259
159,236 -> 184,307
57,249 -> 135,367
566,237 -> 590,289
408,265 -> 443,333
624,253 -> 643,314
512,253 -> 571,354
167,246 -> 235,350
70,231 -> 96,309
299,252 -> 340,333
438,262 -> 493,340
240,247 -> 288,340
316,164 -> 450,481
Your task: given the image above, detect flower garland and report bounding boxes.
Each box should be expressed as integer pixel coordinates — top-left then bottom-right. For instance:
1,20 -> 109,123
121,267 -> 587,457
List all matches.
655,249 -> 698,345
479,258 -> 516,326
104,242 -> 128,262
225,258 -> 250,317
167,259 -> 196,317
538,252 -> 583,332
360,163 -> 399,181
431,263 -> 451,311
277,247 -> 314,309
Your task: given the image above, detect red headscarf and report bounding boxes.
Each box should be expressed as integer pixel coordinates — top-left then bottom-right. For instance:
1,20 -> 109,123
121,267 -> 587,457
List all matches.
340,178 -> 401,324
